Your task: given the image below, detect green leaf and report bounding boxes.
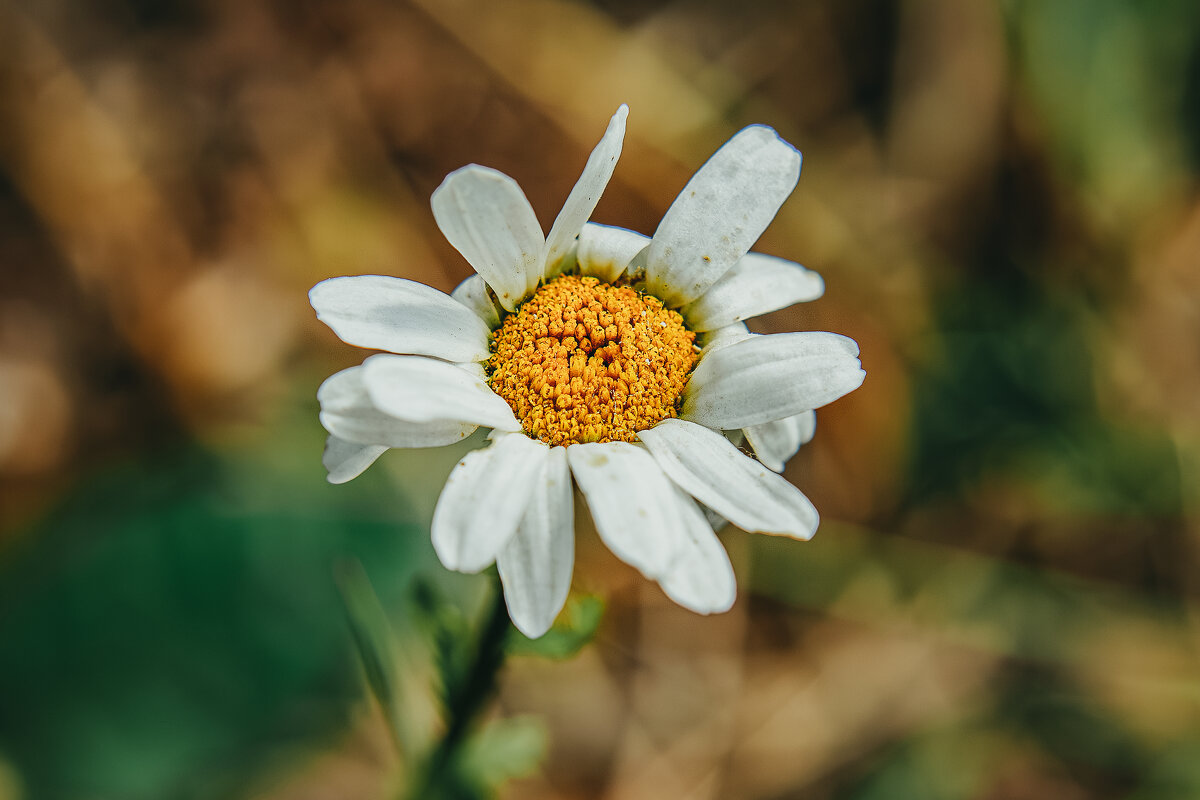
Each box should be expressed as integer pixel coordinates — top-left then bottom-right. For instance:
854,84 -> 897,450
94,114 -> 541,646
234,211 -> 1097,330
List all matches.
402,576 -> 521,800
411,579 -> 474,715
459,716 -> 547,791
0,441 -> 434,800
505,594 -> 604,659
334,559 -> 408,758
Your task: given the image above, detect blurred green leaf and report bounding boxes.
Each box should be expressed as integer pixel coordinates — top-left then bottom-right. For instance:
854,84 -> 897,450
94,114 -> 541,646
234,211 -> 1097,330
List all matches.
0,443 -> 433,800
459,716 -> 547,792
1126,739 -> 1200,800
1010,0 -> 1200,211
995,667 -> 1148,781
412,579 -> 475,716
335,558 -> 407,758
908,277 -> 1181,517
405,579 -> 518,800
401,716 -> 546,800
505,594 -> 604,659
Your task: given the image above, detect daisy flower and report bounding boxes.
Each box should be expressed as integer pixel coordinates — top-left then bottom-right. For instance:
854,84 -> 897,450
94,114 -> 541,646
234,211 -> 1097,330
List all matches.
310,106 -> 864,637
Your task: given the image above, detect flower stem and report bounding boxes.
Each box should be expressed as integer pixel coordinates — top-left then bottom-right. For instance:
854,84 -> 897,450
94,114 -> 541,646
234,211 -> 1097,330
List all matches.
407,571 -> 510,798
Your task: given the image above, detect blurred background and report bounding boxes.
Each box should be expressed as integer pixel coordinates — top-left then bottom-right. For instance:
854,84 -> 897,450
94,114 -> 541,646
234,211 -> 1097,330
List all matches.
2,0 -> 1199,797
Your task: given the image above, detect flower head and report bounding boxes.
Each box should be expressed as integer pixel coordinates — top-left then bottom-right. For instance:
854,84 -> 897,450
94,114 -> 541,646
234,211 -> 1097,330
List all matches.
311,106 -> 864,637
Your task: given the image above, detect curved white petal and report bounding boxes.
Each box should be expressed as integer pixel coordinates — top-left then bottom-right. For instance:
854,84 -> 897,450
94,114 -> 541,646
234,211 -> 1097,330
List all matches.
310,276 -> 492,362
451,273 -> 501,330
700,504 -> 728,532
431,165 -> 544,312
743,410 -> 817,473
318,365 -> 478,446
542,106 -> 628,282
362,354 -> 521,432
431,433 -> 549,572
644,126 -> 802,307
683,332 -> 864,429
658,487 -> 736,614
695,322 -> 751,360
683,253 -> 824,331
322,434 -> 387,485
566,442 -> 688,579
496,447 -> 574,638
576,223 -> 649,283
456,361 -> 487,381
639,419 -> 818,539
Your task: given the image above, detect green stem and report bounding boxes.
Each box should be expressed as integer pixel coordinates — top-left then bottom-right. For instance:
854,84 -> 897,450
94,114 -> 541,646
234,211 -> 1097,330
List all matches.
408,572 -> 510,798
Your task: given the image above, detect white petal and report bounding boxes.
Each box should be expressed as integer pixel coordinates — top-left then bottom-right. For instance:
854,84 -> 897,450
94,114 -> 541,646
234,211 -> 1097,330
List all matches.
456,361 -> 487,381
542,106 -> 628,282
323,434 -> 387,484
575,223 -> 649,283
318,365 -> 478,446
695,322 -> 751,360
644,126 -> 802,307
743,410 -> 817,473
431,165 -> 545,312
683,253 -> 824,331
431,434 -> 549,572
451,273 -> 501,329
700,504 -> 728,532
658,488 -> 736,614
362,354 -> 521,432
683,332 -> 864,429
310,276 -> 492,362
496,447 -> 574,638
639,419 -> 818,539
566,442 -> 688,579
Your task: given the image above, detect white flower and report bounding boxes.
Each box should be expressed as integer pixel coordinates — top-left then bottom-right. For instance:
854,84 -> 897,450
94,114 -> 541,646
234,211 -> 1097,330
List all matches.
310,106 -> 865,637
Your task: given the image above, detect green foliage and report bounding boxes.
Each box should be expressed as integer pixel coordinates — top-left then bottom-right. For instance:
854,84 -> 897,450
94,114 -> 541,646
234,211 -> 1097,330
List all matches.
907,275 -> 1180,517
335,558 -> 409,756
1126,739 -> 1200,800
505,594 -> 605,660
411,578 -> 482,718
400,576 -> 547,800
0,444 -> 431,800
0,440 -> 562,800
458,716 -> 548,791
1010,0 -> 1200,209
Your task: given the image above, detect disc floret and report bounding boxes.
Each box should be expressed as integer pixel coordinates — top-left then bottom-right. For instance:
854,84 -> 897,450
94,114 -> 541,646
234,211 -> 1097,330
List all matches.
487,275 -> 696,446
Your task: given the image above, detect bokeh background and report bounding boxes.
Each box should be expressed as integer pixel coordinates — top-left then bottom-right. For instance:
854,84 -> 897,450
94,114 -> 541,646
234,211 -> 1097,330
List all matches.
2,0 -> 1200,798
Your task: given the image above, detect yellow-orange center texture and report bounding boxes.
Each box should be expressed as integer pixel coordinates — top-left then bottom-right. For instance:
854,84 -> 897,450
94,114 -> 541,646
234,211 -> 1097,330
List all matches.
487,275 -> 697,446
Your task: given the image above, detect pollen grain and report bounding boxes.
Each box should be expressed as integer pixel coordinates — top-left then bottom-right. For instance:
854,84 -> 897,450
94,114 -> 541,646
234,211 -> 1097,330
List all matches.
487,275 -> 696,447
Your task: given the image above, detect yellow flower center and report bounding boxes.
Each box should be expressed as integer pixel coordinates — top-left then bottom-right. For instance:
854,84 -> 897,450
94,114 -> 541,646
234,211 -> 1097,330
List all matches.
487,275 -> 697,446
